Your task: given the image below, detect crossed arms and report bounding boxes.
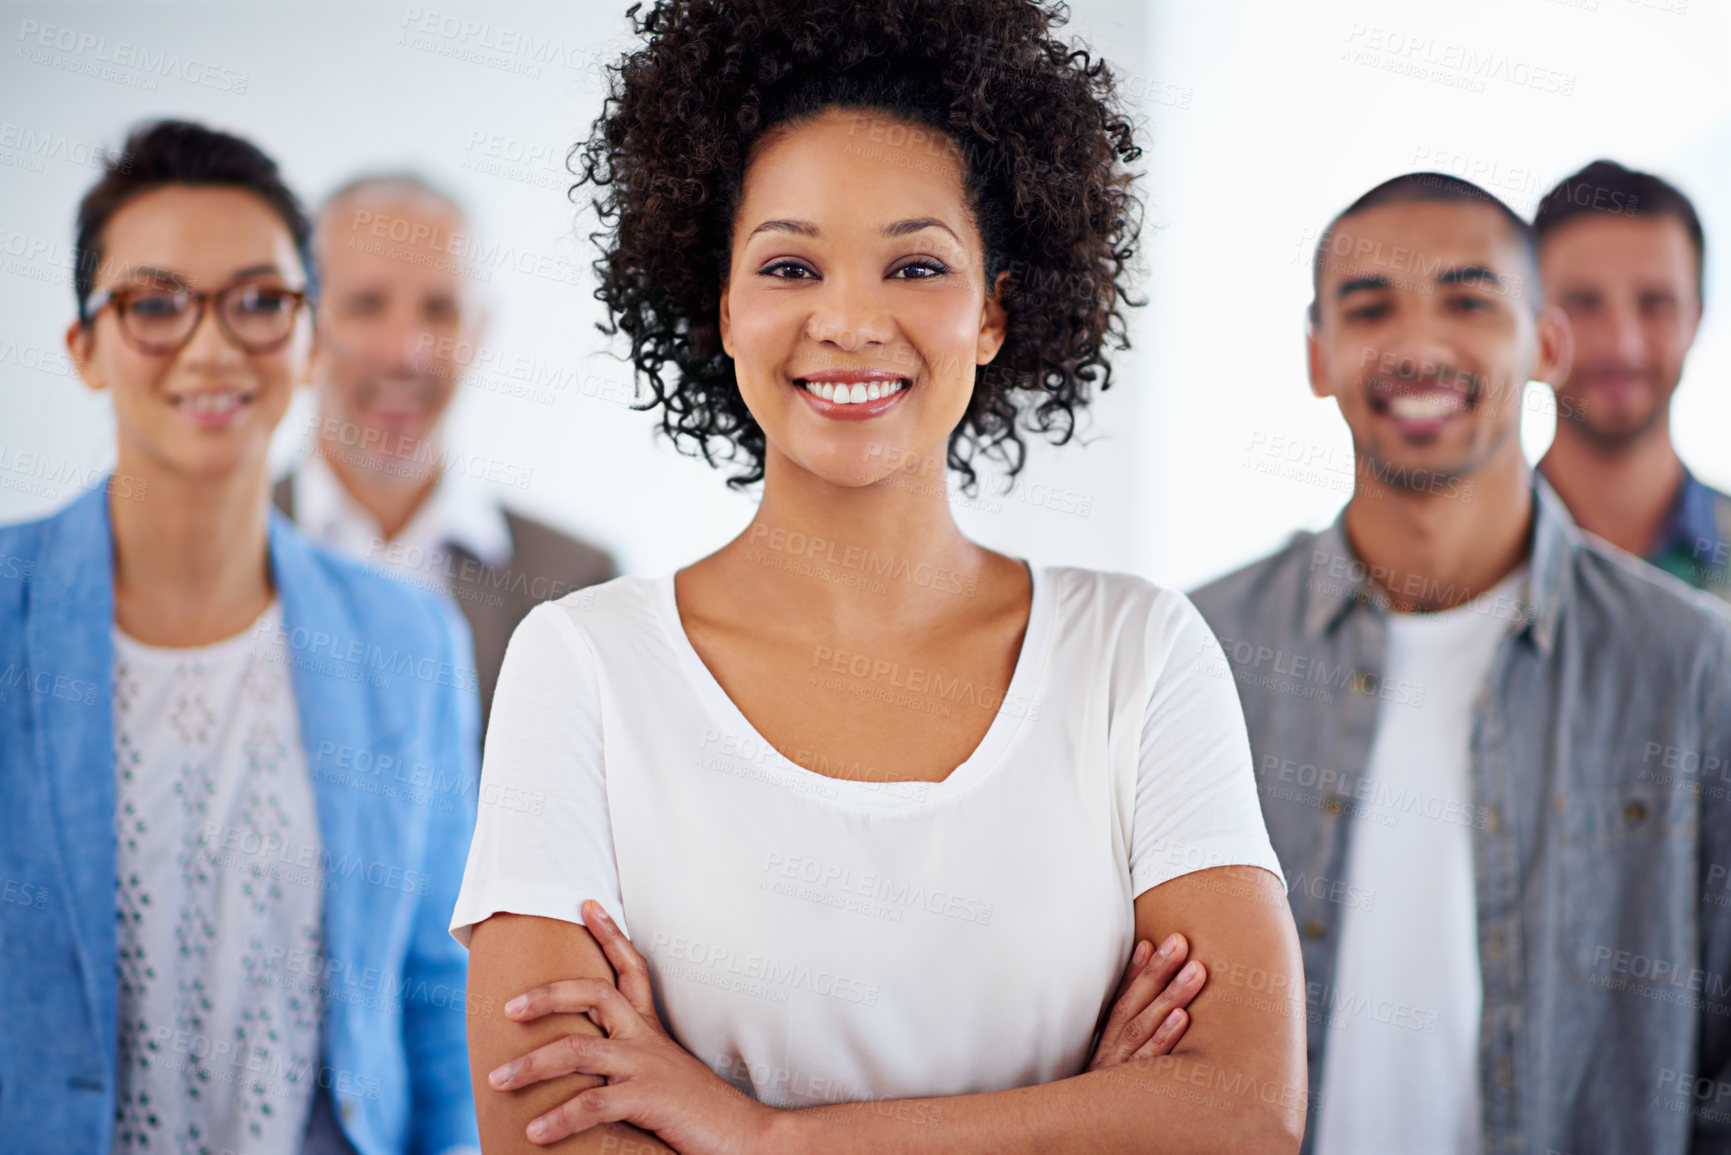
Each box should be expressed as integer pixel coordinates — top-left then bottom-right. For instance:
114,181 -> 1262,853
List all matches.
465,864 -> 1306,1154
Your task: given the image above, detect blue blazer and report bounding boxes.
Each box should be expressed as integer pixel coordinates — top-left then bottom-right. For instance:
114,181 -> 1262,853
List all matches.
0,484 -> 481,1155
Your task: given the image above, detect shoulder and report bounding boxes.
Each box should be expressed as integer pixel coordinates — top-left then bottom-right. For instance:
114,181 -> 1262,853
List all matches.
0,508 -> 56,584
1704,476 -> 1731,514
0,499 -> 87,622
1039,563 -> 1216,661
1189,529 -> 1324,616
273,514 -> 468,658
1567,532 -> 1731,665
1188,529 -> 1324,637
502,508 -> 617,581
502,572 -> 661,663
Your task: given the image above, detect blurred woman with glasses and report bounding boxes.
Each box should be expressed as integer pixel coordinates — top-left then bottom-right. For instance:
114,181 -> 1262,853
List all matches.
0,120 -> 482,1155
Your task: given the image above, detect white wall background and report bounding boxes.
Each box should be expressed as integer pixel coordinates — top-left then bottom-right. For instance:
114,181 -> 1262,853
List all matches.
1142,0 -> 1731,588
1,0 -> 1726,590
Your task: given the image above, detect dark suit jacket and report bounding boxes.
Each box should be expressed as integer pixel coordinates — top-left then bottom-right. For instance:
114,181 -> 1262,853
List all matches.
274,475 -> 617,730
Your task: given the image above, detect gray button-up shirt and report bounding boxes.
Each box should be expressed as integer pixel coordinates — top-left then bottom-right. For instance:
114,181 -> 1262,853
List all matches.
1190,478 -> 1731,1155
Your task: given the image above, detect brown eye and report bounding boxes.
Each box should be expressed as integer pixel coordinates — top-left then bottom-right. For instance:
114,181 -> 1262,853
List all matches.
891,260 -> 948,280
126,291 -> 188,320
233,287 -> 293,316
761,260 -> 816,280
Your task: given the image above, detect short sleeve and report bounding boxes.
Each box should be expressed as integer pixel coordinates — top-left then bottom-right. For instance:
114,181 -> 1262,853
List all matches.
1129,590 -> 1286,898
448,599 -> 628,947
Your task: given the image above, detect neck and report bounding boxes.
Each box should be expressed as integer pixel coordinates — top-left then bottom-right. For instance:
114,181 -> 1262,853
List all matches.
1538,418 -> 1681,558
717,450 -> 990,635
1343,448 -> 1532,613
317,422 -> 440,541
110,450 -> 274,646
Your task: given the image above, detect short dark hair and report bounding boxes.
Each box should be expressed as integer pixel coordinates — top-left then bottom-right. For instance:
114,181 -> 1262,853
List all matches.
1310,172 -> 1539,326
1533,159 -> 1705,306
74,119 -> 315,324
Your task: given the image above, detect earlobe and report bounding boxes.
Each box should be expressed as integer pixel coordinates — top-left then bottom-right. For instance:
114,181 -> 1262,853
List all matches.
64,320 -> 104,392
304,324 -> 325,389
1304,324 -> 1328,399
718,288 -> 732,359
976,271 -> 1010,365
1535,304 -> 1575,388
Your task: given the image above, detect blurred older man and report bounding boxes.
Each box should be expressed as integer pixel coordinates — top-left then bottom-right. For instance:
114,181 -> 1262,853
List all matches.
276,174 -> 616,727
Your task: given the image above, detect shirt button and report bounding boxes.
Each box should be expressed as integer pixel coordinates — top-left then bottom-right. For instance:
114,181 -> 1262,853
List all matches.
1323,798 -> 1343,816
1623,800 -> 1650,826
1351,672 -> 1375,694
1495,1056 -> 1512,1087
342,1099 -> 354,1123
1483,804 -> 1501,833
1487,928 -> 1505,959
1303,920 -> 1328,941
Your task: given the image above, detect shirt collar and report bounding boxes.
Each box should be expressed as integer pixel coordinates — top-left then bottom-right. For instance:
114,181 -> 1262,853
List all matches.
293,450 -> 513,569
1300,472 -> 1575,655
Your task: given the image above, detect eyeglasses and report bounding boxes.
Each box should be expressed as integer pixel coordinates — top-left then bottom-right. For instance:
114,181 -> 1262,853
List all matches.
83,278 -> 311,355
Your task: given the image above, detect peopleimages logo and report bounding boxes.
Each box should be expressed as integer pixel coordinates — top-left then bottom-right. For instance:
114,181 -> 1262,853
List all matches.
15,20 -> 250,93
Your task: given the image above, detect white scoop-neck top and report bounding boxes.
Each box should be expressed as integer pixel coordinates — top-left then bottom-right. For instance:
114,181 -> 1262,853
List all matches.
452,565 -> 1280,1106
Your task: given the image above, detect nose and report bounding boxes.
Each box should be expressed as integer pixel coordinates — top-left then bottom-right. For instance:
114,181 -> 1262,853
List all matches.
329,303 -> 438,378
803,272 -> 895,352
1602,300 -> 1646,369
176,299 -> 250,367
1373,310 -> 1460,385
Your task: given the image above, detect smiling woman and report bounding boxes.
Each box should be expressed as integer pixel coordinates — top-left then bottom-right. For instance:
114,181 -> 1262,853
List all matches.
0,120 -> 481,1155
450,2 -> 1307,1153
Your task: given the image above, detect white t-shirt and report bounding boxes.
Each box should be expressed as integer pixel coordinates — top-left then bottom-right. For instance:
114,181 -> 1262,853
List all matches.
111,601 -> 325,1155
451,565 -> 1283,1107
1313,565 -> 1529,1155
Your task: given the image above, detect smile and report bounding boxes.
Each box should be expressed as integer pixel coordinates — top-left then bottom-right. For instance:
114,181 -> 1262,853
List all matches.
796,378 -> 910,405
171,389 -> 253,412
169,388 -> 256,428
1383,392 -> 1467,421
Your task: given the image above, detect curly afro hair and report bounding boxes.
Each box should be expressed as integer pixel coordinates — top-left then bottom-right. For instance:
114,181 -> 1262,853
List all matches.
571,0 -> 1145,491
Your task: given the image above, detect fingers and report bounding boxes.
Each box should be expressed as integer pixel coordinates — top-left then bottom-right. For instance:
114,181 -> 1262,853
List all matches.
503,976 -> 640,1040
1129,1006 -> 1190,1063
1087,934 -> 1199,1071
525,1082 -> 630,1145
488,1031 -> 617,1093
582,899 -> 658,1022
1117,959 -> 1207,1064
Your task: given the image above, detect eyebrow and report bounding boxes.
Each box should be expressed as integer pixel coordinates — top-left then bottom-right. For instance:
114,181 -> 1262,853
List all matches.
746,217 -> 961,243
127,263 -> 285,285
1336,274 -> 1392,300
1436,265 -> 1506,291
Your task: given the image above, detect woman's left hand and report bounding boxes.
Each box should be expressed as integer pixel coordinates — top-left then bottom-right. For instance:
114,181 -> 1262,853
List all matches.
487,899 -> 782,1153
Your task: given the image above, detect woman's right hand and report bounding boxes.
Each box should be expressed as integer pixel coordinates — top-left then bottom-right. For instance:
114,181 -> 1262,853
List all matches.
1084,933 -> 1206,1072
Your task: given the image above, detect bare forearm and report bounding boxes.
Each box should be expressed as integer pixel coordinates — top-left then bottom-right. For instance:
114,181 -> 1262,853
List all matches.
766,1051 -> 1304,1155
469,914 -> 682,1154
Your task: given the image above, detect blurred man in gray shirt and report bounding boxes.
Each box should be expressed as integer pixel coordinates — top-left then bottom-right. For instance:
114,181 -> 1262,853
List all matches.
1191,172 -> 1731,1155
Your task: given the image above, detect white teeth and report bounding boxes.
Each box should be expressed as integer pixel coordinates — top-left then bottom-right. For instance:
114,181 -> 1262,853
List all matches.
799,379 -> 909,406
177,391 -> 246,414
1388,393 -> 1463,421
